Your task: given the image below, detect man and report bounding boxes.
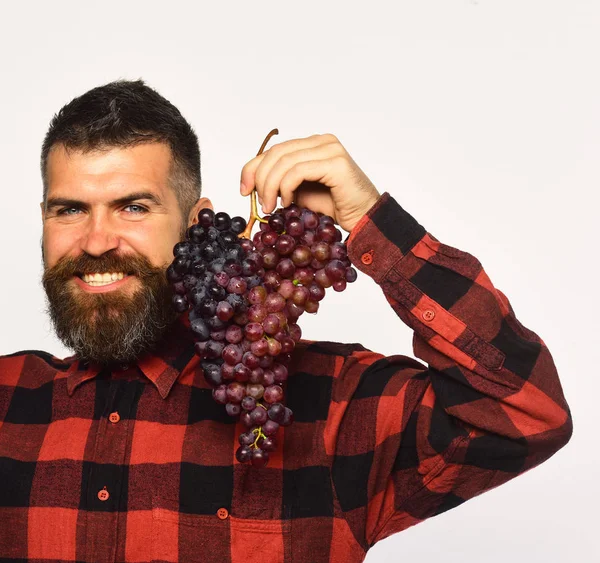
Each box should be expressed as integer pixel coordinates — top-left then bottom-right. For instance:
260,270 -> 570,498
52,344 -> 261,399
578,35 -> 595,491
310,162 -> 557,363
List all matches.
0,79 -> 572,563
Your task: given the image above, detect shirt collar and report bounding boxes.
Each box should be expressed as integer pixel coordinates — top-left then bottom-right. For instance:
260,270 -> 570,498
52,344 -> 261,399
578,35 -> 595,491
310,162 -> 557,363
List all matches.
66,315 -> 197,399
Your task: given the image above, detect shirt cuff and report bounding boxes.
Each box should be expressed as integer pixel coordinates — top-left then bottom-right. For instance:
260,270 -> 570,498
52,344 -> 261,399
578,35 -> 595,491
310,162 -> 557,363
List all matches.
346,192 -> 427,284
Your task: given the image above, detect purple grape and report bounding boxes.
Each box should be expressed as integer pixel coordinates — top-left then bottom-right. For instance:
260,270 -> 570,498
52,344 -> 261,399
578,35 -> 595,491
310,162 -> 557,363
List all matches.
223,344 -> 243,365
276,258 -> 295,279
251,448 -> 269,467
263,385 -> 284,404
212,385 -> 227,404
249,407 -> 268,426
236,445 -> 252,463
225,403 -> 241,417
241,396 -> 257,412
275,234 -> 295,255
262,419 -> 280,436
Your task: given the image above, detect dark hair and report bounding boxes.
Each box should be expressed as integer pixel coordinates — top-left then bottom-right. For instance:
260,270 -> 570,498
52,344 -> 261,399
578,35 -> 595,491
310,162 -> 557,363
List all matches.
40,78 -> 201,219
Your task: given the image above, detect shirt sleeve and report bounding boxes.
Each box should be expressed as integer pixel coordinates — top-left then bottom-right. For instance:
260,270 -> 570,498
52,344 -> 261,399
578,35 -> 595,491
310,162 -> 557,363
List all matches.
328,191 -> 573,549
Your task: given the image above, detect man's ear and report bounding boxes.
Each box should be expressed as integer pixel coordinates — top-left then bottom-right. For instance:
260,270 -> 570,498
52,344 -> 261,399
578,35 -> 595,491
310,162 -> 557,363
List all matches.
187,197 -> 213,227
40,201 -> 45,222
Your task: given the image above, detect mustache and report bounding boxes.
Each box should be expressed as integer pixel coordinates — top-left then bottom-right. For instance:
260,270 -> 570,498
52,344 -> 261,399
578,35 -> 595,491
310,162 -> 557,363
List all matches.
43,250 -> 167,282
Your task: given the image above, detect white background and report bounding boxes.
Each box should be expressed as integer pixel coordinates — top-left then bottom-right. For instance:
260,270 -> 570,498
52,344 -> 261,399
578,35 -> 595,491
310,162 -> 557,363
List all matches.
0,1 -> 596,561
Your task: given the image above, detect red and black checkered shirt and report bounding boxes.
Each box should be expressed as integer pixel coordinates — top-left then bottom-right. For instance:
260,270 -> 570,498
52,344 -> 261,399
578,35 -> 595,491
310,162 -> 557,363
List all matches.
0,192 -> 572,562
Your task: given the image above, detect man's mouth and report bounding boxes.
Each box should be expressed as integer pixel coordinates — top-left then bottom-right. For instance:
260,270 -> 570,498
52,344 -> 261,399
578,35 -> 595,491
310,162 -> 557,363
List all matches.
77,272 -> 130,287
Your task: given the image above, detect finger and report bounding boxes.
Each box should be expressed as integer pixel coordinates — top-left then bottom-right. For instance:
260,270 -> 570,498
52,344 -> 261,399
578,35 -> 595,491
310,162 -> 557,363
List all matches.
278,158 -> 343,207
262,143 -> 343,213
240,134 -> 337,200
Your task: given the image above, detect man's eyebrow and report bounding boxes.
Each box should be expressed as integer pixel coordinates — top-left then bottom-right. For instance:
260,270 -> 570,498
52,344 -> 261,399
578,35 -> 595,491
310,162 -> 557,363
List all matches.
45,192 -> 164,210
111,192 -> 164,207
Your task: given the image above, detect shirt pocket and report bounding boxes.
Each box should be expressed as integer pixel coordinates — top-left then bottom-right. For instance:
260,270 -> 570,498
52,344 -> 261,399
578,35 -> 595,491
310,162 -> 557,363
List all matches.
151,494 -> 291,563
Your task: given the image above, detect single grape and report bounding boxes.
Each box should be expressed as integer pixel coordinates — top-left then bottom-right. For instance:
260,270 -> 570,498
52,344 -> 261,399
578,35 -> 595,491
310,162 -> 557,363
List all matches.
234,363 -> 251,382
286,218 -> 304,237
226,382 -> 245,403
260,436 -> 277,452
267,403 -> 286,424
203,363 -> 224,386
241,396 -> 257,412
314,269 -> 333,288
198,208 -> 215,227
230,216 -> 247,234
250,339 -> 268,357
249,406 -> 268,426
268,213 -> 286,233
325,260 -> 346,282
291,246 -> 312,267
333,279 -> 347,292
244,322 -> 265,341
295,267 -> 314,285
225,325 -> 243,344
214,212 -> 232,231
262,419 -> 280,436
263,385 -> 284,404
272,363 -> 289,383
246,383 -> 265,400
292,286 -> 310,306
262,248 -> 280,270
236,445 -> 252,463
223,344 -> 243,365
275,234 -> 295,255
301,209 -> 319,229
251,448 -> 269,468
190,317 -> 212,342
248,367 -> 265,383
308,283 -> 326,302
239,430 -> 255,445
225,403 -> 241,417
265,292 -> 286,312
262,369 -> 276,386
212,385 -> 227,404
330,242 -> 348,261
304,300 -> 319,314
172,294 -> 188,313
242,351 -> 260,370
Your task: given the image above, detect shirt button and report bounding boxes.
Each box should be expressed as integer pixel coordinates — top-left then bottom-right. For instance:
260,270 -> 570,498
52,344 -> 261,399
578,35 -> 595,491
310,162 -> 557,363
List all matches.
217,508 -> 229,520
361,250 -> 374,265
109,412 -> 121,424
422,309 -> 435,321
97,487 -> 110,502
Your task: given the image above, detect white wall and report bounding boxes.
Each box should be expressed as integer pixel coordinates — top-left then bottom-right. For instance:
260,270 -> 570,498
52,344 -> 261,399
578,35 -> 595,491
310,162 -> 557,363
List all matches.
0,1 -> 595,561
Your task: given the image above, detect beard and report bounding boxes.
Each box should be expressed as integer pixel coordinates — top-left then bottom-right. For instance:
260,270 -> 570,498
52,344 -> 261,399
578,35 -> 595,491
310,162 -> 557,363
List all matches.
42,250 -> 179,365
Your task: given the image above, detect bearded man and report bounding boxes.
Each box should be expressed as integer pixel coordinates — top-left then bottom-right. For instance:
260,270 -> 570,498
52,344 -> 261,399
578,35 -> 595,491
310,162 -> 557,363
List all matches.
0,79 -> 572,563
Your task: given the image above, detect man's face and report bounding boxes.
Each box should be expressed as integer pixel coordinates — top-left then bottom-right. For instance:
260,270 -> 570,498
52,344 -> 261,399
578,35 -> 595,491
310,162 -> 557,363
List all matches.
41,142 -> 208,364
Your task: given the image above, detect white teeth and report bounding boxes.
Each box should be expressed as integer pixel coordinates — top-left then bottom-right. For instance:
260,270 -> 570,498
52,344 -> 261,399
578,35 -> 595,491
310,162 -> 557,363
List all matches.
81,272 -> 127,285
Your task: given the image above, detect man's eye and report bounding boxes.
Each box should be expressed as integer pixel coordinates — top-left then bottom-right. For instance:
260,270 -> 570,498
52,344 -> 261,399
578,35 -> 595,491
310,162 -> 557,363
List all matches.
124,204 -> 148,213
58,207 -> 81,216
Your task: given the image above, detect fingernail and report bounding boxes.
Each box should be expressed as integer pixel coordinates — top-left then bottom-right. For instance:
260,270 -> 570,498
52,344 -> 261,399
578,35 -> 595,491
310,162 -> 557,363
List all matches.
240,182 -> 247,195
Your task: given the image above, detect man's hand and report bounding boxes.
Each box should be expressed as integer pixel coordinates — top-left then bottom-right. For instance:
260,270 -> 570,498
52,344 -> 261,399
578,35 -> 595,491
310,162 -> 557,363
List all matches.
240,133 -> 381,232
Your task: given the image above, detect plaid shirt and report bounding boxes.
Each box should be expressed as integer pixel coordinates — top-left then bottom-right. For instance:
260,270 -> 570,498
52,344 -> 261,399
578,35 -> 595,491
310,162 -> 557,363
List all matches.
0,192 -> 572,562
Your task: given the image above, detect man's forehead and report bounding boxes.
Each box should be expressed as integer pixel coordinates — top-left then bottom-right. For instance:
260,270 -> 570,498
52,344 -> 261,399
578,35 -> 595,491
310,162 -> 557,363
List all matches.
46,142 -> 174,199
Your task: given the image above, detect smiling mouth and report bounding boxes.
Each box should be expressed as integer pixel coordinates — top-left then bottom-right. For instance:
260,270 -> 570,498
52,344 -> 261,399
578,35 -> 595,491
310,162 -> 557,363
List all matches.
76,272 -> 132,287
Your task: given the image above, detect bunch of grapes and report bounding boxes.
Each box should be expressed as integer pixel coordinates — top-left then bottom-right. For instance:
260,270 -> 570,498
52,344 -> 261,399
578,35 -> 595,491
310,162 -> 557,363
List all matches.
167,203 -> 357,467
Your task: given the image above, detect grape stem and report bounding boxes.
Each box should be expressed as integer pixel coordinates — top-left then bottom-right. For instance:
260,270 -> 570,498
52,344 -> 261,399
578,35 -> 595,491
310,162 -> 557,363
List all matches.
239,128 -> 280,240
251,425 -> 267,449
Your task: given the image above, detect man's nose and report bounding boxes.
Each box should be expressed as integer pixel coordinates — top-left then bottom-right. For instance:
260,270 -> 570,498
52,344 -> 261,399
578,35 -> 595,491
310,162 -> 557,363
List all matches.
79,214 -> 120,257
